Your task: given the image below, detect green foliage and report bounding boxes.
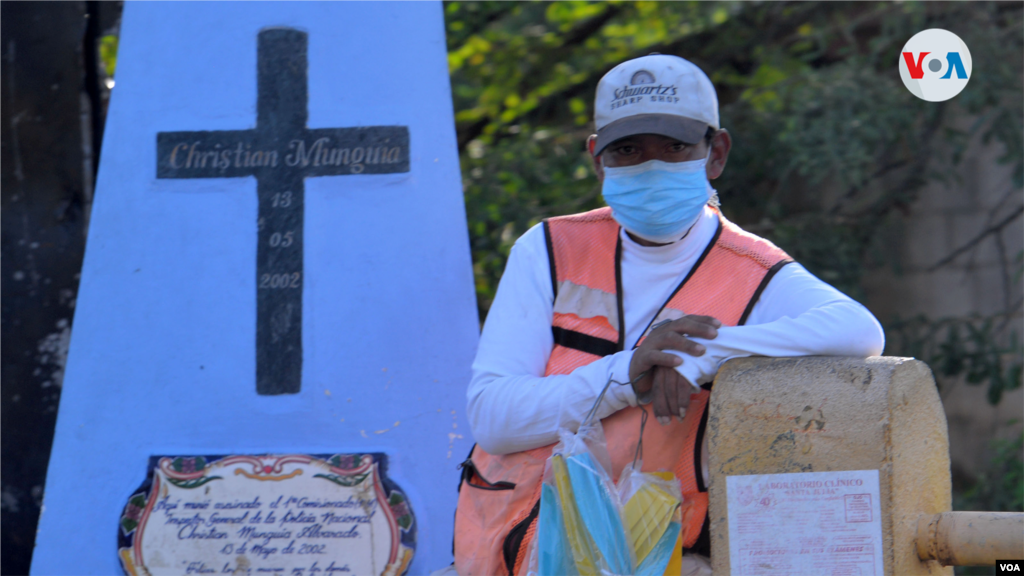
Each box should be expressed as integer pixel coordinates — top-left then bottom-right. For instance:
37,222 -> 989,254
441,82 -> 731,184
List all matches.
446,2 -> 733,138
462,126 -> 603,311
955,430 -> 1024,513
889,314 -> 1023,405
445,2 -> 1023,404
99,34 -> 118,77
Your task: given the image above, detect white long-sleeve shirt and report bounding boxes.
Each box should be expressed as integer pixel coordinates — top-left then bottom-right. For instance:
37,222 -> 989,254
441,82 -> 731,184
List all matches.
467,206 -> 885,456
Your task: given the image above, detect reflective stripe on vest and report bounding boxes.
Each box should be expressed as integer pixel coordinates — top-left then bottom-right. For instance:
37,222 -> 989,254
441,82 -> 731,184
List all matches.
454,206 -> 792,576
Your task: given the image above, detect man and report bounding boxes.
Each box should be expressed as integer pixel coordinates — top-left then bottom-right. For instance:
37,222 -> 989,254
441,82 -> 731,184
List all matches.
452,54 -> 884,575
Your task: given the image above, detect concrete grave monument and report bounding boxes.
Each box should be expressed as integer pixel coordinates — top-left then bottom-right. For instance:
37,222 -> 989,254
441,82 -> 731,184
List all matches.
32,3 -> 478,574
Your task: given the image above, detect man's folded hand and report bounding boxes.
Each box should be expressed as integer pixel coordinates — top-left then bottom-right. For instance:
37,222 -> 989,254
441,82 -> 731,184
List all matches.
628,314 -> 720,423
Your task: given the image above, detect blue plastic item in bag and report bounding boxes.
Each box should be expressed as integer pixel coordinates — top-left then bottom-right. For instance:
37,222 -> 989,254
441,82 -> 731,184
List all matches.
565,451 -> 633,575
537,482 -> 576,576
635,521 -> 681,576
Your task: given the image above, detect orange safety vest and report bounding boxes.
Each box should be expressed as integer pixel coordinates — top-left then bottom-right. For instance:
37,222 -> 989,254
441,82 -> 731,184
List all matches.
454,206 -> 791,576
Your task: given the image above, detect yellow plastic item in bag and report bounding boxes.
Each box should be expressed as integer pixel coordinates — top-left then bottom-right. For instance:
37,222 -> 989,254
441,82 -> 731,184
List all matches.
624,473 -> 680,563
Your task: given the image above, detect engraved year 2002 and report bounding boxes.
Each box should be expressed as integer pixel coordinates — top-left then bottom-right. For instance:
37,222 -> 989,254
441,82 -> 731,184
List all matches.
259,272 -> 301,289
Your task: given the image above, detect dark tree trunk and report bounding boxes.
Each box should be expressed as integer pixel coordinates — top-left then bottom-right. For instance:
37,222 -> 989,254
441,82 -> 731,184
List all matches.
0,2 -> 117,572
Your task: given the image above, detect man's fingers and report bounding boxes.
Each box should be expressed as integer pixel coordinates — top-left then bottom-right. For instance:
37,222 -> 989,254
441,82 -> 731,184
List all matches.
654,332 -> 706,357
674,373 -> 694,419
637,312 -> 719,421
662,368 -> 680,422
685,315 -> 722,328
651,367 -> 670,425
662,316 -> 719,340
648,368 -> 696,424
676,317 -> 719,340
645,350 -> 685,369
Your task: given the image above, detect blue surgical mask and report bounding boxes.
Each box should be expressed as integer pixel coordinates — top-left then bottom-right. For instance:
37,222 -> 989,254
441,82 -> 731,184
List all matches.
601,156 -> 716,244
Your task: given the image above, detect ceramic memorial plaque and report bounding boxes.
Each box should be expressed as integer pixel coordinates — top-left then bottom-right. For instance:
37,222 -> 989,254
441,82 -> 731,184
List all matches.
33,3 -> 478,574
118,454 -> 414,575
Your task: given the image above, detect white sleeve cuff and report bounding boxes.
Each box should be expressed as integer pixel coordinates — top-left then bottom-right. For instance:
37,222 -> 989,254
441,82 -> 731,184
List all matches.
606,350 -> 639,409
666,349 -> 712,389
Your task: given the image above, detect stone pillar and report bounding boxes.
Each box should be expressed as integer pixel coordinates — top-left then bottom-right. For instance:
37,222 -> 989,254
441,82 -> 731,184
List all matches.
707,356 -> 952,575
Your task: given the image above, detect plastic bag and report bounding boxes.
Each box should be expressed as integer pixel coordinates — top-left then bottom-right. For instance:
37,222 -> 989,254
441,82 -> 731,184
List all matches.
529,422 -> 635,576
528,376 -> 690,576
618,406 -> 687,576
562,424 -> 634,575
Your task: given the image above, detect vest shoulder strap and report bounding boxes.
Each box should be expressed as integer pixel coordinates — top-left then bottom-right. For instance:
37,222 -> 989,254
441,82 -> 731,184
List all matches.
715,213 -> 792,271
633,210 -> 793,344
543,206 -> 620,298
663,211 -> 792,328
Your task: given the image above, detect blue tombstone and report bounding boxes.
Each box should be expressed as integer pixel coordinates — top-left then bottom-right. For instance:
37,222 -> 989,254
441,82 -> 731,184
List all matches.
32,3 -> 478,574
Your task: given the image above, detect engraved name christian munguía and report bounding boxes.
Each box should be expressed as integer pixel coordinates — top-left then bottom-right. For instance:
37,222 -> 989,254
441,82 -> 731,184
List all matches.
157,28 -> 410,395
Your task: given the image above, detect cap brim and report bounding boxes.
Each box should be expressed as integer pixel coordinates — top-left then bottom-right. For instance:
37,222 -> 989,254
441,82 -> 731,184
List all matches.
594,114 -> 709,155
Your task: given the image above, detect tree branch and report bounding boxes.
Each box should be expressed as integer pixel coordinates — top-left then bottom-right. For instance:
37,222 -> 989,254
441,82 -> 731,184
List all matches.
454,4 -> 623,151
828,159 -> 911,215
926,204 -> 1024,272
856,103 -> 947,220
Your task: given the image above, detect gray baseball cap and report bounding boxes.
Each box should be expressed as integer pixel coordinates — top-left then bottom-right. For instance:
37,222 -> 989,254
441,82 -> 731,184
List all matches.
593,54 -> 719,154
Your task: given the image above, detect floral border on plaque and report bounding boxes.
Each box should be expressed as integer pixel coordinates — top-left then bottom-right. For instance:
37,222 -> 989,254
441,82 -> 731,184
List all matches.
117,453 -> 415,576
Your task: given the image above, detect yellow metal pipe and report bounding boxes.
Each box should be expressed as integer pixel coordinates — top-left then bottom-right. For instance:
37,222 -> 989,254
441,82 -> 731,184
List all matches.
916,512 -> 1024,566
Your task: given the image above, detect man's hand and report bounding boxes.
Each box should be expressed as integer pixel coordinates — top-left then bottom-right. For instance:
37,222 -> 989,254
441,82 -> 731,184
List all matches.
628,315 -> 721,424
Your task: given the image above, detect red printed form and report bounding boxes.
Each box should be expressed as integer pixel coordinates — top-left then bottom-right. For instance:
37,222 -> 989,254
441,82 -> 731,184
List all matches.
726,470 -> 884,575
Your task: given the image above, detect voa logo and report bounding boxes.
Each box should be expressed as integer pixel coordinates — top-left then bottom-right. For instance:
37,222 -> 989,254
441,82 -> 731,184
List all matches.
997,559 -> 1023,573
899,28 -> 972,102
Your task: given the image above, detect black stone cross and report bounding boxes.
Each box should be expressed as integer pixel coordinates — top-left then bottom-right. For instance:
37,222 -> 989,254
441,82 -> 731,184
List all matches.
156,28 -> 409,395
